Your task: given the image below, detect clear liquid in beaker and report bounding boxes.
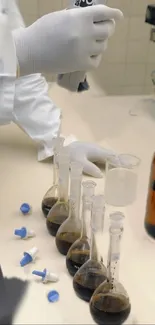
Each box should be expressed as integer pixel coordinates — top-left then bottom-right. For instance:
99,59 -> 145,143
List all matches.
105,168 -> 137,207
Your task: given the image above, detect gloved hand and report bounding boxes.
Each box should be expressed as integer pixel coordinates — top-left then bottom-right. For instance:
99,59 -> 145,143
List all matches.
68,141 -> 117,178
13,5 -> 123,76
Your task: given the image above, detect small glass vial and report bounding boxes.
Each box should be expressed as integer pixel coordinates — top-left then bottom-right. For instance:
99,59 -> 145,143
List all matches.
46,146 -> 70,237
42,136 -> 64,217
55,162 -> 83,256
90,211 -> 131,325
66,180 -> 96,276
73,195 -> 107,302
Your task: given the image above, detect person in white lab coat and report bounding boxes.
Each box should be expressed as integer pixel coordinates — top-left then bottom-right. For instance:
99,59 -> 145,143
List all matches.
1,0 -> 124,178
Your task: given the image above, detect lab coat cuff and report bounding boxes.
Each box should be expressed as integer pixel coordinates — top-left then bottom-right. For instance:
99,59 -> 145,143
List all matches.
38,134 -> 78,161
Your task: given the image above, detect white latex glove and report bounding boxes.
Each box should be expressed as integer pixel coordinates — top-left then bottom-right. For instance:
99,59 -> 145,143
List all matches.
13,5 -> 123,76
68,141 -> 116,178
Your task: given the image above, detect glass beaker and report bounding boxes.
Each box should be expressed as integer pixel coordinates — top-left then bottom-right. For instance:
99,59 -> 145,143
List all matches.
144,152 -> 155,239
73,195 -> 107,302
42,136 -> 65,217
55,162 -> 83,255
66,180 -> 97,276
90,211 -> 131,325
46,146 -> 70,237
105,154 -> 140,207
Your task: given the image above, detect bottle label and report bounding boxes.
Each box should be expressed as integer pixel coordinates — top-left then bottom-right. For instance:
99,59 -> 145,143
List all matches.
74,0 -> 94,7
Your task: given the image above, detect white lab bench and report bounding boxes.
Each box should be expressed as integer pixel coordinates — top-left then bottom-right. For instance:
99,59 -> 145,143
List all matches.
0,84 -> 155,324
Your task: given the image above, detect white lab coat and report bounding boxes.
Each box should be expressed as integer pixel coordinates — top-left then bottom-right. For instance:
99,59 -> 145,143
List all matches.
0,0 -> 62,161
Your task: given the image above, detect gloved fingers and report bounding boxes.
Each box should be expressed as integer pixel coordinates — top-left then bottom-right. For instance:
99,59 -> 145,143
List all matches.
83,159 -> 103,178
92,5 -> 124,23
89,46 -> 107,68
87,145 -> 116,164
94,19 -> 116,40
89,54 -> 102,68
90,40 -> 107,56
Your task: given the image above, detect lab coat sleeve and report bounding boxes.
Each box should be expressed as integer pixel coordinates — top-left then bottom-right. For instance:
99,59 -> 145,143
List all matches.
0,76 -> 15,125
12,73 -> 77,161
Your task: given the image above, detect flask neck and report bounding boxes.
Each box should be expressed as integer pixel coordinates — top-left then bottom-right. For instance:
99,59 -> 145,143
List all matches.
68,197 -> 80,221
90,206 -> 105,262
107,229 -> 123,284
69,176 -> 82,220
53,154 -> 59,186
81,200 -> 92,239
58,161 -> 69,202
90,231 -> 99,261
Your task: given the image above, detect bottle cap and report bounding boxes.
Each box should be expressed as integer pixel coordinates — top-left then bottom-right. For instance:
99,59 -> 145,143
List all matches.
20,203 -> 31,215
47,290 -> 59,303
20,253 -> 32,267
14,227 -> 27,239
20,247 -> 38,267
32,269 -> 59,283
28,247 -> 38,259
32,269 -> 46,279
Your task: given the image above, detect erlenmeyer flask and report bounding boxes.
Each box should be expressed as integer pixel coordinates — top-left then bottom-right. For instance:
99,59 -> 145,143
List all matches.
73,195 -> 107,302
42,136 -> 65,217
46,146 -> 70,237
55,162 -> 83,256
90,211 -> 131,325
66,180 -> 96,276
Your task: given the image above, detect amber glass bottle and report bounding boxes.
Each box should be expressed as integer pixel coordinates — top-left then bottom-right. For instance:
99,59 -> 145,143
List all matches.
144,153 -> 155,239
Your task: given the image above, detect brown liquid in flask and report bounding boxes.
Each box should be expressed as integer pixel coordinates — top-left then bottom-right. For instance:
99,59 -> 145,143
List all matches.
56,162 -> 83,255
73,195 -> 107,302
46,201 -> 69,237
144,153 -> 155,239
90,211 -> 131,325
46,146 -> 70,236
66,237 -> 90,276
42,191 -> 58,218
66,181 -> 97,276
42,136 -> 64,218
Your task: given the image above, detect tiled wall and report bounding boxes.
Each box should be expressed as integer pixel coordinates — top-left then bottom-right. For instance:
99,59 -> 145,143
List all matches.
18,0 -> 155,95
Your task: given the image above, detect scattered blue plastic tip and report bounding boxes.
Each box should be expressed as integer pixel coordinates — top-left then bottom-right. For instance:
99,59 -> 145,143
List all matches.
20,203 -> 31,215
14,227 -> 27,239
32,269 -> 46,280
20,252 -> 32,267
47,290 -> 59,303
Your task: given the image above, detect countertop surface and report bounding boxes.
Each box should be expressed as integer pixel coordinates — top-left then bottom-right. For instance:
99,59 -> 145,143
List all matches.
1,84 -> 155,324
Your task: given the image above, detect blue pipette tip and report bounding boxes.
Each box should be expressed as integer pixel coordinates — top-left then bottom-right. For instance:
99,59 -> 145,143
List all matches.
32,268 -> 47,280
20,203 -> 31,215
20,252 -> 32,267
47,290 -> 59,303
14,227 -> 27,239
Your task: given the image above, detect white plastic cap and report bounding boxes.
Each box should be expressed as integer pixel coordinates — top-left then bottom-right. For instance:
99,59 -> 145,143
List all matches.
27,230 -> 36,238
28,247 -> 38,259
44,271 -> 59,283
